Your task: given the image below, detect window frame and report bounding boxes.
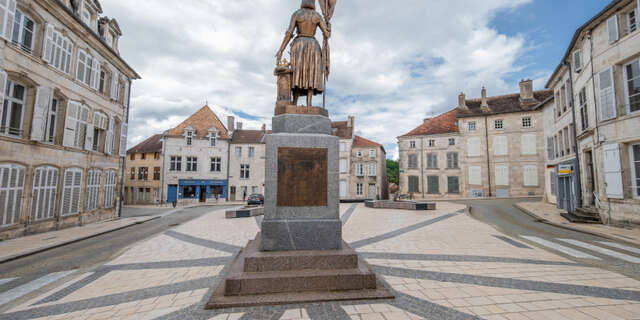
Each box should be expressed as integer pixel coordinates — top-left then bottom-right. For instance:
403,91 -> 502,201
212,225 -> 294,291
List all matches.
448,138 -> 455,146
494,119 -> 504,130
356,163 -> 364,176
368,163 -> 376,176
210,157 -> 221,172
185,156 -> 198,172
45,98 -> 59,144
369,149 -> 375,158
426,152 -> 438,169
11,9 -> 35,54
447,152 -> 459,169
428,139 -> 435,147
521,116 -> 532,128
630,143 -> 640,199
468,121 -> 476,132
356,183 -> 363,196
1,79 -> 26,137
170,156 -> 182,172
627,8 -> 637,34
0,164 -> 26,227
623,58 -> 640,115
248,146 -> 255,158
409,141 -> 416,149
85,168 -> 101,211
579,87 -> 589,130
185,130 -> 193,146
240,164 -> 250,179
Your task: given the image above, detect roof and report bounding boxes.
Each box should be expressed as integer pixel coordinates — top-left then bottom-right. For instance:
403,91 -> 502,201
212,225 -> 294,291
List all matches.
231,130 -> 267,144
456,90 -> 553,118
545,0 -> 625,88
332,121 -> 353,139
353,135 -> 385,153
400,109 -> 459,137
127,134 -> 162,154
166,105 -> 230,139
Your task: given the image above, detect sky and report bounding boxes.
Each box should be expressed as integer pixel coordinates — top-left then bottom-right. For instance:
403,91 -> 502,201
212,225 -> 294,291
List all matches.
100,0 -> 613,160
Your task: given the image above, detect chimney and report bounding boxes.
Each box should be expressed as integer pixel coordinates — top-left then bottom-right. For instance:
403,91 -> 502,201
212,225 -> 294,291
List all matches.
481,87 -> 490,112
519,79 -> 534,101
347,116 -> 355,128
457,92 -> 467,109
262,123 -> 266,132
237,122 -> 243,130
227,116 -> 235,133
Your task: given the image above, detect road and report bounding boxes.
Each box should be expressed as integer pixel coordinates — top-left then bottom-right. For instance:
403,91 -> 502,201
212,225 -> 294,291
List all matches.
0,205 -> 232,306
459,198 -> 640,279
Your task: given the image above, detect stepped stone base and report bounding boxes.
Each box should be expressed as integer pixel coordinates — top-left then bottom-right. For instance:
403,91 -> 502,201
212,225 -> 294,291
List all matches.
205,234 -> 394,309
225,206 -> 264,219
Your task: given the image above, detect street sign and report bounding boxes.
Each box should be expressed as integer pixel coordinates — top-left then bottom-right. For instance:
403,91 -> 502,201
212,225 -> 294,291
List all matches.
558,165 -> 573,176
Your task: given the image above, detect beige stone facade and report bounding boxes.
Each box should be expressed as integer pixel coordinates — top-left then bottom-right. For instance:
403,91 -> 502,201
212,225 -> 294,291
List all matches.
228,122 -> 267,201
545,0 -> 640,224
0,0 -> 138,240
124,135 -> 162,205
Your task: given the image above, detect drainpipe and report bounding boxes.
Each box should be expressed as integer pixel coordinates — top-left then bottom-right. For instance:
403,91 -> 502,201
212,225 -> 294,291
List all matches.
160,131 -> 167,205
118,79 -> 132,218
565,61 -> 583,209
226,140 -> 231,201
588,30 -> 602,205
484,116 -> 492,197
420,137 -> 425,198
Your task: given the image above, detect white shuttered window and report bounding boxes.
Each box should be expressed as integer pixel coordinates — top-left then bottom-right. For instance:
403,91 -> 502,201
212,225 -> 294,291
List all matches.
494,136 -> 508,156
61,168 -> 82,216
368,163 -> 376,176
603,144 -> 624,199
598,67 -> 617,121
104,170 -> 116,209
523,165 -> 538,186
469,166 -> 481,185
30,86 -> 53,142
467,137 -> 481,157
44,27 -> 73,74
607,15 -> 619,44
339,159 -> 347,173
119,123 -> 128,157
521,134 -> 537,155
495,165 -> 509,186
30,166 -> 58,221
85,169 -> 101,211
0,0 -> 16,41
0,164 -> 25,226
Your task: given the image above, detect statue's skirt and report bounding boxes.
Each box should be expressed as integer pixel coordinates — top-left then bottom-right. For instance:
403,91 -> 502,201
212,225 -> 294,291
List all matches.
290,36 -> 324,95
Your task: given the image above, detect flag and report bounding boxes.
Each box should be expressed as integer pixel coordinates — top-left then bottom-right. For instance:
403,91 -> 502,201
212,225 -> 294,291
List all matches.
319,0 -> 336,78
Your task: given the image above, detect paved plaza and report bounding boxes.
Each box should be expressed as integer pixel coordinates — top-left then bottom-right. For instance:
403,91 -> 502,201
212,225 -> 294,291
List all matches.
0,203 -> 639,319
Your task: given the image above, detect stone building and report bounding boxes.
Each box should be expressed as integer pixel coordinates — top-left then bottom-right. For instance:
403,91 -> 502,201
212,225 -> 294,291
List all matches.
545,0 -> 640,224
162,106 -> 230,204
398,81 -> 551,199
124,134 -> 162,205
0,0 -> 139,240
228,120 -> 268,201
349,135 -> 388,200
333,117 -> 354,200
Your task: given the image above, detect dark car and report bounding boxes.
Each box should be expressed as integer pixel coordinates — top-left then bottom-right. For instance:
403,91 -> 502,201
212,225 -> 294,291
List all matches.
247,194 -> 264,205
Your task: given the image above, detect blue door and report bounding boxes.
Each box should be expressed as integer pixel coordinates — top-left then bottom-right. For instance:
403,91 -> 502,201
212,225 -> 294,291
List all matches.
167,185 -> 178,203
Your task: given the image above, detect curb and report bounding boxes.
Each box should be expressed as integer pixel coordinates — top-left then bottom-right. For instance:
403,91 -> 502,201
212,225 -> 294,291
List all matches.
0,216 -> 160,264
513,203 -> 636,245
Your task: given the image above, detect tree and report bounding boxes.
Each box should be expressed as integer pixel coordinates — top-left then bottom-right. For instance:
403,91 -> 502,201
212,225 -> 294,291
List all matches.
386,159 -> 399,185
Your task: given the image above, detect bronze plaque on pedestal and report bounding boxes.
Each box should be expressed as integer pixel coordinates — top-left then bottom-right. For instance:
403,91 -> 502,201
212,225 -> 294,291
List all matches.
277,147 -> 328,207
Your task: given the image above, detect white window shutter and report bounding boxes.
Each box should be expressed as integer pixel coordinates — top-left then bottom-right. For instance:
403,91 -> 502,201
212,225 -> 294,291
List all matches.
603,144 -> 624,199
468,137 -> 481,157
111,69 -> 119,100
30,87 -> 53,142
119,123 -> 128,157
1,0 -> 16,41
42,24 -> 55,63
573,50 -> 582,71
469,166 -> 481,185
90,58 -> 100,90
607,15 -> 619,44
495,165 -> 509,186
521,134 -> 537,155
0,69 -> 7,123
123,80 -> 130,107
63,101 -> 80,147
523,165 -> 538,186
84,122 -> 94,151
105,115 -> 114,155
494,136 -> 507,155
598,67 -> 617,121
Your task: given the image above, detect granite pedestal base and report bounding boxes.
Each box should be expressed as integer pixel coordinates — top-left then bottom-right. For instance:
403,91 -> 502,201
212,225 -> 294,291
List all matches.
205,234 -> 394,309
225,206 -> 264,219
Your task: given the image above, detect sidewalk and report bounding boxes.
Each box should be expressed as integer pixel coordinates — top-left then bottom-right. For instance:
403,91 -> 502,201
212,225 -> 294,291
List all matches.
515,201 -> 640,246
0,216 -> 157,264
124,201 -> 246,209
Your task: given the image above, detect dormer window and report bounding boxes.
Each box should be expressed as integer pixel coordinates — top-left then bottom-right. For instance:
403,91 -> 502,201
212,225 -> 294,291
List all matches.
209,132 -> 217,147
82,7 -> 91,25
186,131 -> 193,146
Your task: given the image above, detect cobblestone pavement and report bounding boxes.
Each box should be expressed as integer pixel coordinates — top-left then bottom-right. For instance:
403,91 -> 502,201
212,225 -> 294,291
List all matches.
1,203 -> 640,319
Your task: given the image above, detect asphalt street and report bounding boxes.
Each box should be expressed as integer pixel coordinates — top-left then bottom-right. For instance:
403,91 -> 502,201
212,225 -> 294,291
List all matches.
0,205 -> 232,301
460,198 -> 640,279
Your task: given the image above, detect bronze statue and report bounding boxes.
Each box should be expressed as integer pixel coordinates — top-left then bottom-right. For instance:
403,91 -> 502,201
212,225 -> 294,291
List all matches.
276,0 -> 335,108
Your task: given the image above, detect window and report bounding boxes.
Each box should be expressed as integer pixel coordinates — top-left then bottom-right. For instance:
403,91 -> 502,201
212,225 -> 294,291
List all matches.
356,183 -> 363,196
547,137 -> 555,160
523,165 -> 538,186
369,150 -> 375,158
153,167 -> 160,180
85,169 -> 101,211
357,151 -> 363,158
209,132 -> 217,147
494,136 -> 508,156
628,8 -> 637,33
447,176 -> 459,194
11,10 -> 35,53
427,176 -> 439,194
408,176 -> 419,193
604,144 -> 623,199
495,165 -> 509,186
1,80 -> 26,136
104,170 -> 117,209
624,59 -> 640,114
467,137 -> 481,157
469,166 -> 481,185
563,127 -> 570,155
183,186 -> 196,199
550,171 -> 557,195
631,144 -> 640,198
494,119 -> 503,129
608,15 -> 619,44
130,167 -> 135,180
235,147 -> 242,158
210,157 -> 221,172
428,139 -> 435,147
448,138 -> 455,146
76,50 -> 98,88
409,141 -> 416,148
340,142 -> 346,152
0,164 -> 25,226
249,147 -> 255,158
82,6 -> 91,25
91,112 -> 108,152
573,49 -> 582,72
468,121 -> 476,132
447,152 -> 459,169
46,99 -> 59,143
170,156 -> 182,171
521,134 -> 537,155
554,135 -> 559,158
186,131 -> 193,146
339,159 -> 347,173
154,152 -> 160,160
368,163 -> 376,176
579,87 -> 589,130
598,66 -> 617,121
408,154 -> 418,169
356,163 -> 364,176
186,157 -> 198,172
141,153 -> 146,160
99,70 -> 107,94
522,117 -> 532,128
137,167 -> 148,180
240,164 -> 250,179
45,29 -> 73,74
130,154 -> 135,161
427,153 -> 438,169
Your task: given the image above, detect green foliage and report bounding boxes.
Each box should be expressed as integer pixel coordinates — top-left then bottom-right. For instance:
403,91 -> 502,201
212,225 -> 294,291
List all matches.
386,159 -> 399,185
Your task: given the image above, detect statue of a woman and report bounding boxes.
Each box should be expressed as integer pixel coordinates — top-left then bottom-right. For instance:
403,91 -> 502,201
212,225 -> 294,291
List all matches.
276,0 -> 331,107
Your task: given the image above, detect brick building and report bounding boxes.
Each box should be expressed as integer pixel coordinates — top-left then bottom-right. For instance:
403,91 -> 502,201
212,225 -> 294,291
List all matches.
124,134 -> 162,205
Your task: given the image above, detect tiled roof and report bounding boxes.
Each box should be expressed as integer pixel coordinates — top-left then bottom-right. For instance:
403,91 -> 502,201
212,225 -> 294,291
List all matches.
127,134 -> 162,154
231,130 -> 267,144
332,121 -> 353,139
353,135 -> 385,154
401,109 -> 459,137
456,90 -> 553,118
166,105 -> 230,139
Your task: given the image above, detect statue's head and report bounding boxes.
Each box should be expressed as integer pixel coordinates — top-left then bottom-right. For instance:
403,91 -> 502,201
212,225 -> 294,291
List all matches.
301,0 -> 315,10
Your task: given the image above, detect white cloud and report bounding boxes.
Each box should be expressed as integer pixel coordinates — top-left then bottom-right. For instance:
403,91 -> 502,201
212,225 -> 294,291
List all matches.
101,0 -> 539,155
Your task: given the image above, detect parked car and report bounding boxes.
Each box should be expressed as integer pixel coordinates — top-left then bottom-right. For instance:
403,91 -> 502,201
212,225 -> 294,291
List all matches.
247,194 -> 264,205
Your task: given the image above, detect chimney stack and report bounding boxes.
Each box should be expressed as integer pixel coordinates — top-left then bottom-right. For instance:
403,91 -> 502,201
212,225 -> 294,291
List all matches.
227,116 -> 235,133
347,116 -> 355,128
519,79 -> 534,101
237,122 -> 243,130
457,92 -> 467,109
481,87 -> 490,112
